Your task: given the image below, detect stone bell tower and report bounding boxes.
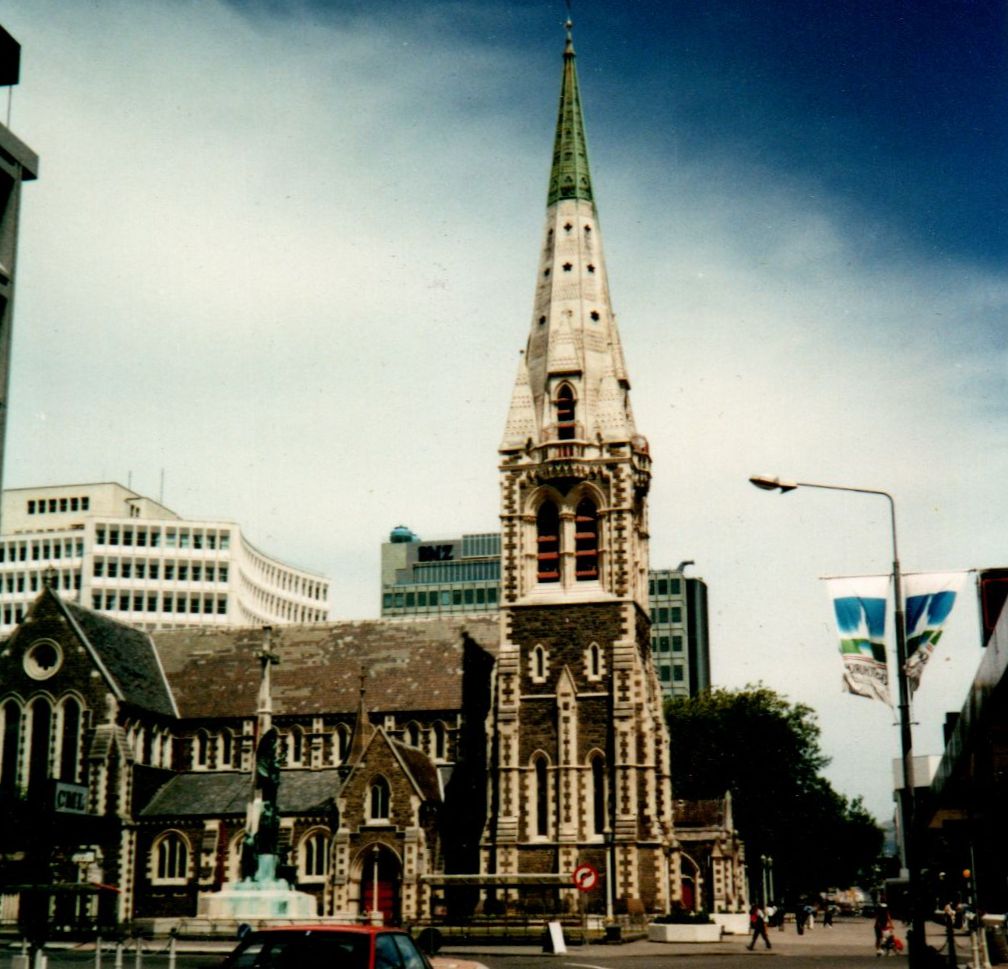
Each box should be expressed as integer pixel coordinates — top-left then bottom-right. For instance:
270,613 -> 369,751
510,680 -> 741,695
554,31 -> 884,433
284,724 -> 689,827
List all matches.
483,21 -> 679,915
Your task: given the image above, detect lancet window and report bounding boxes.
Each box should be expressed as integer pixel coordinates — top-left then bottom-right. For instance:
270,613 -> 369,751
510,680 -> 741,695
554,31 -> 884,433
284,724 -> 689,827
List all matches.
1,701 -> 20,792
27,699 -> 52,794
533,754 -> 550,838
590,753 -> 606,836
59,698 -> 81,782
369,776 -> 391,821
300,829 -> 331,880
153,831 -> 189,882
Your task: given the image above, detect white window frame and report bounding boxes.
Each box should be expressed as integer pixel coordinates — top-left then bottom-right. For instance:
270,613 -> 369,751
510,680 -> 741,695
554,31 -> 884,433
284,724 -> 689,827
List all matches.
152,831 -> 191,885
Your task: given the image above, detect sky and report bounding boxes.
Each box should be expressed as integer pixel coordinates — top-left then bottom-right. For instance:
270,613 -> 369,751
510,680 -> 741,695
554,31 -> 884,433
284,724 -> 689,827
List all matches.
2,0 -> 1006,823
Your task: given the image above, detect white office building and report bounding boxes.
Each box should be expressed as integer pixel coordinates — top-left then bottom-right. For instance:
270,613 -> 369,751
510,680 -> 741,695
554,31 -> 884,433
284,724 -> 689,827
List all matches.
0,483 -> 330,632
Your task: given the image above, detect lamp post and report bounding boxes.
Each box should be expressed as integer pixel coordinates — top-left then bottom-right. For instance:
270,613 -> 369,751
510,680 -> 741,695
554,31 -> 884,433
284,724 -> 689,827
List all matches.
748,475 -> 924,966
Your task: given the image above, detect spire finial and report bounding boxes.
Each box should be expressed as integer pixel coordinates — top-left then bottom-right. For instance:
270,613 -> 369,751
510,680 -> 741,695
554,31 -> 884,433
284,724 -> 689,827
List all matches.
547,5 -> 593,206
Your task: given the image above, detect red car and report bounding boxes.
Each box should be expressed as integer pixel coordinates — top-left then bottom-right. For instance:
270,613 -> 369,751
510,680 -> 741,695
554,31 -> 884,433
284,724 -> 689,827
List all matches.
221,925 -> 483,969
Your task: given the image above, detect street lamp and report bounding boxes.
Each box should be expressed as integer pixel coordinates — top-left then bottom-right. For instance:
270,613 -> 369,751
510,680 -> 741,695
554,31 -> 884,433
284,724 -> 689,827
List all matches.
748,475 -> 923,965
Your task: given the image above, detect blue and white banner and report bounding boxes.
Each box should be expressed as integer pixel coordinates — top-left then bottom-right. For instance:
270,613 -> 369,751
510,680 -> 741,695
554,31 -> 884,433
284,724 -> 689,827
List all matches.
903,571 -> 967,693
825,575 -> 891,704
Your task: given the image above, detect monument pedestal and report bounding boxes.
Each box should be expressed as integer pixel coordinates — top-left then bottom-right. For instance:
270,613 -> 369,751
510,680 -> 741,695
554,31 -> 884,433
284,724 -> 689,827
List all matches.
197,854 -> 317,920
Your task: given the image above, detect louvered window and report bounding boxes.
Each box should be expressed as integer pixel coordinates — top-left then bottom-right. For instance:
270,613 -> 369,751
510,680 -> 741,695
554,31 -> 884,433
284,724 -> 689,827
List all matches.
556,385 -> 576,440
536,502 -> 560,583
574,498 -> 599,580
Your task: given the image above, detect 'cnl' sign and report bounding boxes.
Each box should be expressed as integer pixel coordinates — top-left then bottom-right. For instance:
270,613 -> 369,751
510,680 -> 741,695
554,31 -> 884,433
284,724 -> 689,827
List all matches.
54,781 -> 88,815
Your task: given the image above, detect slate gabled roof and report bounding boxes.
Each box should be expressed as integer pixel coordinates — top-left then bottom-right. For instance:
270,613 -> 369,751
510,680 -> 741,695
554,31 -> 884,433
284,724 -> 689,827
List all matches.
58,597 -> 177,718
139,768 -> 343,818
674,797 -> 727,829
152,617 -> 498,720
392,740 -> 442,803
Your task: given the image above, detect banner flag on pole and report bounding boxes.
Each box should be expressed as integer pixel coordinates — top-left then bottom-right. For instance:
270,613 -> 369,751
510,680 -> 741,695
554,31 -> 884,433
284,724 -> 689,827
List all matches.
903,571 -> 967,693
825,575 -> 891,704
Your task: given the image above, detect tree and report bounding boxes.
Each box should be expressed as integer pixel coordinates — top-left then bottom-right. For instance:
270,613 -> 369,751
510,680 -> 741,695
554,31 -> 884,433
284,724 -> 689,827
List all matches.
666,685 -> 883,898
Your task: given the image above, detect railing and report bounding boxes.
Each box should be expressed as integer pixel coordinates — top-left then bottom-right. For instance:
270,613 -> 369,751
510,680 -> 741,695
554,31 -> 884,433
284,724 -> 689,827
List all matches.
529,431 -> 652,473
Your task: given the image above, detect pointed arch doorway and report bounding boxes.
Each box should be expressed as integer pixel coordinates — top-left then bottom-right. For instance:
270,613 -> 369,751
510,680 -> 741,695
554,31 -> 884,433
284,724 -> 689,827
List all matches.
356,844 -> 402,924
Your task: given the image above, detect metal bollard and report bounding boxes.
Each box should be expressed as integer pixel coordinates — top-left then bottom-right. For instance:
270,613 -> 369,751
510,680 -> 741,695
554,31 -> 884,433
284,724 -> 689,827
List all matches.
95,935 -> 102,969
133,937 -> 142,969
168,934 -> 177,969
114,942 -> 124,969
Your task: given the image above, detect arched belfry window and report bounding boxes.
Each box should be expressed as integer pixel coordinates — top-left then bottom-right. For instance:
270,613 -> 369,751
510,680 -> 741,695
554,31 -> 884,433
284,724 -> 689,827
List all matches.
556,385 -> 576,441
574,498 -> 599,581
536,501 -> 560,583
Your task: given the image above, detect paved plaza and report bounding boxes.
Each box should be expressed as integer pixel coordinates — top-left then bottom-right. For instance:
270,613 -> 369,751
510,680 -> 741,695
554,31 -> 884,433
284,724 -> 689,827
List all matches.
5,918 -> 981,969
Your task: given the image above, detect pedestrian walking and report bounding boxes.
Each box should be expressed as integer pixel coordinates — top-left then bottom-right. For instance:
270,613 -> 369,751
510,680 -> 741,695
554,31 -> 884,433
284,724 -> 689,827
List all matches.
823,903 -> 834,927
748,903 -> 772,950
795,900 -> 806,935
874,903 -> 894,955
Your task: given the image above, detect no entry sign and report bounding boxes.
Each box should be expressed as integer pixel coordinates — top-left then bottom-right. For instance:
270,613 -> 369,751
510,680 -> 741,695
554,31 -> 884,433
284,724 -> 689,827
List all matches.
572,863 -> 599,892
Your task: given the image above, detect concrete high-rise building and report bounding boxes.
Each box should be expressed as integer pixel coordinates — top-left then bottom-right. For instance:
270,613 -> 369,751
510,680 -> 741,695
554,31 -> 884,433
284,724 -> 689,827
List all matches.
0,482 -> 331,631
381,527 -> 710,699
380,525 -> 500,615
0,26 -> 39,531
648,568 -> 711,698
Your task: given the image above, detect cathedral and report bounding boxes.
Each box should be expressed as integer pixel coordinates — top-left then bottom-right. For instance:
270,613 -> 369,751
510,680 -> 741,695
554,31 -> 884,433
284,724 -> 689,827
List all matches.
0,25 -> 745,931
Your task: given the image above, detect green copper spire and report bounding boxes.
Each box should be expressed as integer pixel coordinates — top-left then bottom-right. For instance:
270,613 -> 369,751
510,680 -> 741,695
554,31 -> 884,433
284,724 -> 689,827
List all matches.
546,19 -> 594,207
